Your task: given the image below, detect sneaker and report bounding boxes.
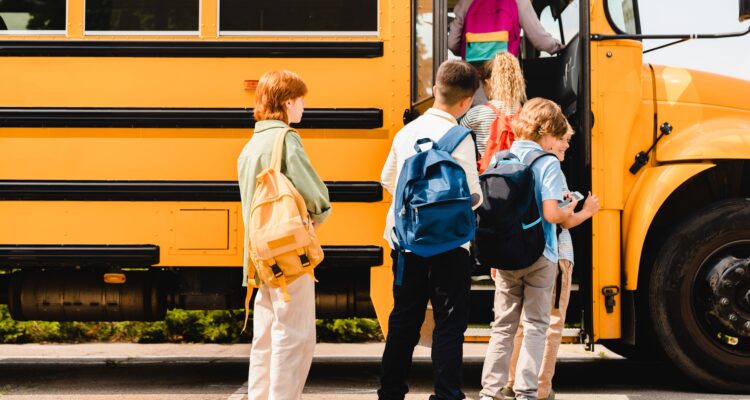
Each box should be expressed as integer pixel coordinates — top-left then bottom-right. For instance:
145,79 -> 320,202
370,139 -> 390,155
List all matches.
539,389 -> 555,400
479,396 -> 495,400
501,386 -> 516,398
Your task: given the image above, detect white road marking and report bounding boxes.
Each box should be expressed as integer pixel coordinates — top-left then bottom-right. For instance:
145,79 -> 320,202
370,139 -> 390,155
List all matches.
227,381 -> 247,400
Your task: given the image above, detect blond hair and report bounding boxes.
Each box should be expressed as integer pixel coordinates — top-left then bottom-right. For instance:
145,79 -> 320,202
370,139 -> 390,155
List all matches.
482,52 -> 526,108
511,98 -> 568,142
253,70 -> 308,123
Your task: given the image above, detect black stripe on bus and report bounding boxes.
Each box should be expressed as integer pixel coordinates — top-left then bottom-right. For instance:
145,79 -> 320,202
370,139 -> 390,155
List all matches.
0,245 -> 161,267
0,108 -> 383,129
0,180 -> 383,202
0,41 -> 384,58
318,245 -> 383,269
0,244 -> 383,269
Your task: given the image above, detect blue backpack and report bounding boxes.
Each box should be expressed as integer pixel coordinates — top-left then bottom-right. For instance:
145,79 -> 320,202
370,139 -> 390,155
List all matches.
474,149 -> 555,270
392,126 -> 477,285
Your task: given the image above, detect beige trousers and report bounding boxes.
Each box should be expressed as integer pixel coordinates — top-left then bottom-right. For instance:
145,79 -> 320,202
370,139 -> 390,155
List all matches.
508,259 -> 573,399
480,255 -> 557,400
248,274 -> 316,400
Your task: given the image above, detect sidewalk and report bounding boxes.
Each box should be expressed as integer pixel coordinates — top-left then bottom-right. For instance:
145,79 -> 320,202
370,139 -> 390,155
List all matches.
0,342 -> 621,364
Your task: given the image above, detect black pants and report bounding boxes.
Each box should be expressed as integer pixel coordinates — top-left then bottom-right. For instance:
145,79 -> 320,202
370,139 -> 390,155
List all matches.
378,247 -> 472,400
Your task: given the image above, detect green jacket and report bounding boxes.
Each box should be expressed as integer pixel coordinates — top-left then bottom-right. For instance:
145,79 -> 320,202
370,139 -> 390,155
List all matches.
237,120 -> 332,287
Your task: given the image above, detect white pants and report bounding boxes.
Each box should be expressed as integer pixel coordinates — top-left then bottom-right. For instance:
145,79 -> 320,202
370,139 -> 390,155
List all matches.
248,274 -> 316,400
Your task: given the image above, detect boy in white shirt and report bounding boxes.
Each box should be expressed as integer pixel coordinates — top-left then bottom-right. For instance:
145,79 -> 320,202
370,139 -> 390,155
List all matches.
378,60 -> 482,400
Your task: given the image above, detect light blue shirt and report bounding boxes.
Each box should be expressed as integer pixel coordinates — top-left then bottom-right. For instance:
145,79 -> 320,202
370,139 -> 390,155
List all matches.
509,140 -> 565,263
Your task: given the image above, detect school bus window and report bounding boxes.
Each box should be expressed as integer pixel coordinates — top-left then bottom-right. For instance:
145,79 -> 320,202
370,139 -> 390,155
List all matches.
219,0 -> 377,34
85,0 -> 199,33
0,0 -> 65,33
537,6 -> 562,57
560,0 -> 580,43
413,0 -> 434,102
606,0 -> 638,34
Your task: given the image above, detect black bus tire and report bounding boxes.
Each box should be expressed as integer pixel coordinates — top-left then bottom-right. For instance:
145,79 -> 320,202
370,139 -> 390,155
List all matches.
650,199 -> 750,393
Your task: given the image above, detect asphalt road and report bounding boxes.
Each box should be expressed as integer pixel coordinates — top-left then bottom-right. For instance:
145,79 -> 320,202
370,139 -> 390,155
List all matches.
0,345 -> 748,399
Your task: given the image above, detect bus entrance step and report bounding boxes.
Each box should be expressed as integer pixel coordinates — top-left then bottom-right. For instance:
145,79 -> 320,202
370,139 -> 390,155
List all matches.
471,280 -> 580,292
464,327 -> 582,343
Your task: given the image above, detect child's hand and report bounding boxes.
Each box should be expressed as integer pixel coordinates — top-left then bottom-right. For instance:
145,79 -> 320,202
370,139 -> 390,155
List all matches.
583,191 -> 601,215
562,193 -> 578,216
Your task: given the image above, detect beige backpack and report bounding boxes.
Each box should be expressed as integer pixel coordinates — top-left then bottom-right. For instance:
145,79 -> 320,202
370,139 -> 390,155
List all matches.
243,128 -> 324,330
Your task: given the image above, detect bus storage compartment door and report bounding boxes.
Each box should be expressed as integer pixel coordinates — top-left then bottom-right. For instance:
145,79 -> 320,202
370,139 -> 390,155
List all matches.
172,209 -> 229,251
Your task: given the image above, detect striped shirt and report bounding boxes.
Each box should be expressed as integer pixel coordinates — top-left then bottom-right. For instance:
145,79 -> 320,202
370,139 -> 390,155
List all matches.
558,229 -> 574,265
559,177 -> 575,264
460,100 -> 519,156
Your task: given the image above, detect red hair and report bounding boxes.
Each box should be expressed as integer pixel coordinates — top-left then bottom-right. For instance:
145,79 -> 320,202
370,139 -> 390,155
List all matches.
253,70 -> 308,123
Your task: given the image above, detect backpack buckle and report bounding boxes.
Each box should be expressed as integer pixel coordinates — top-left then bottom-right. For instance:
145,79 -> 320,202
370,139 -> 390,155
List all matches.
299,254 -> 311,267
414,137 -> 434,153
270,263 -> 284,278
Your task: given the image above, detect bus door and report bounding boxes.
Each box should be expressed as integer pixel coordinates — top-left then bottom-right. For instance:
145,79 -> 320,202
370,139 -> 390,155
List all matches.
519,0 -> 595,345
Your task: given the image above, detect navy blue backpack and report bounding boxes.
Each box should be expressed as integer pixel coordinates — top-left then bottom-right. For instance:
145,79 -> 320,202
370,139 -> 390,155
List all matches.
392,126 -> 476,284
474,149 -> 555,270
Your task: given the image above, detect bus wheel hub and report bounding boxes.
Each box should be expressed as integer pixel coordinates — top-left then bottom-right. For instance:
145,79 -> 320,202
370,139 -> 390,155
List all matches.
707,256 -> 750,338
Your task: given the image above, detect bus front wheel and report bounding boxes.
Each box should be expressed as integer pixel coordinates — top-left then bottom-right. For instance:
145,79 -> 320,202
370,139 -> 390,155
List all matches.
650,199 -> 750,393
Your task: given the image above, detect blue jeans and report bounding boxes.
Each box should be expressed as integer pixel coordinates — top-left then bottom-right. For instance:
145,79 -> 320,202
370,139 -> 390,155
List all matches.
378,248 -> 472,400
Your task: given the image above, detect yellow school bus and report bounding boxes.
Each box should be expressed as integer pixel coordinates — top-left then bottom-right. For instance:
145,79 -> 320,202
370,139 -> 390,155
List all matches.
1,0 -> 749,392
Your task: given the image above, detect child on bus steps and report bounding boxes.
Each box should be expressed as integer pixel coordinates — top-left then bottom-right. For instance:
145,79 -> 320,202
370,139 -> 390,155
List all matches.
460,51 -> 526,172
448,0 -> 564,105
503,124 -> 601,400
479,98 -> 578,400
237,70 -> 331,400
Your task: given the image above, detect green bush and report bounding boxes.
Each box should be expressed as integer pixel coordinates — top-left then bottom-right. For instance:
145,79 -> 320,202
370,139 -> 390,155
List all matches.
0,306 -> 25,343
0,305 -> 381,343
197,310 -> 245,343
316,318 -> 383,343
137,321 -> 167,343
165,309 -> 247,343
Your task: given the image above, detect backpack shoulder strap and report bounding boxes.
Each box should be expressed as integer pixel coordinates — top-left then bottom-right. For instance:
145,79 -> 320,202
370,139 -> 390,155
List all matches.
436,125 -> 473,154
269,127 -> 294,171
487,103 -> 519,129
523,149 -> 556,167
495,149 -> 517,161
484,102 -> 502,116
502,111 -> 517,127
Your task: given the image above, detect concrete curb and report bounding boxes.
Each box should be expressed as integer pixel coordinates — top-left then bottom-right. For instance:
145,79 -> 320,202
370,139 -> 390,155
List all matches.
0,342 -> 622,365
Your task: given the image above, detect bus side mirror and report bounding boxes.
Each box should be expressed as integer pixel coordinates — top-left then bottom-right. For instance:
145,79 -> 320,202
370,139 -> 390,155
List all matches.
741,0 -> 750,22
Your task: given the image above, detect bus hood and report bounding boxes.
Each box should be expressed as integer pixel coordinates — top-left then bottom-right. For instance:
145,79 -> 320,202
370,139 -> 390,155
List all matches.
651,64 -> 750,112
650,64 -> 750,162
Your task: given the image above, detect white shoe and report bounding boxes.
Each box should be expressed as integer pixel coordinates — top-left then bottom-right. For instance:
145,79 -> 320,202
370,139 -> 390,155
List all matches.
479,396 -> 496,400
